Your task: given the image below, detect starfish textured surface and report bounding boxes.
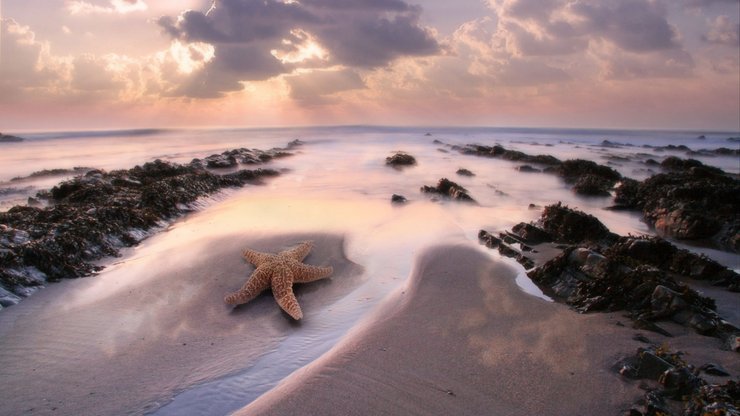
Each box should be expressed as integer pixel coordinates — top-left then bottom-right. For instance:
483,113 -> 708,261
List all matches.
224,241 -> 333,320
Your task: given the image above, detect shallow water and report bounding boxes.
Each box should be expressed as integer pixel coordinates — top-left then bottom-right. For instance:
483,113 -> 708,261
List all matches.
0,126 -> 738,414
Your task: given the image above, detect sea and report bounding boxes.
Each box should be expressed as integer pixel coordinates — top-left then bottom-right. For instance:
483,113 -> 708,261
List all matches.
0,125 -> 738,415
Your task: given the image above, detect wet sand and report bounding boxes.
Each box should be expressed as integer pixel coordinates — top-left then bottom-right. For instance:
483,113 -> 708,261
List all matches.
238,244 -> 739,416
0,233 -> 362,415
237,244 -> 640,415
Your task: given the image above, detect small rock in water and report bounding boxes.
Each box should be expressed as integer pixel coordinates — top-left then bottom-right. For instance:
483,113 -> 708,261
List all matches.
456,168 -> 475,177
391,194 -> 408,204
385,152 -> 417,168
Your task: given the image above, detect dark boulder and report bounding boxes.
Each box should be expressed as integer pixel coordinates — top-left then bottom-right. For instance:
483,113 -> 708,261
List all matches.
538,203 -> 617,245
456,168 -> 475,177
385,152 -> 417,167
421,178 -> 475,202
613,159 -> 739,251
572,174 -> 612,196
391,194 -> 408,204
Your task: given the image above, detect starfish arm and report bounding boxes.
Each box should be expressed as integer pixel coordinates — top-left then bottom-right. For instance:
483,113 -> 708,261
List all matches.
243,248 -> 273,266
224,266 -> 271,305
282,241 -> 313,262
292,263 -> 333,283
272,271 -> 303,320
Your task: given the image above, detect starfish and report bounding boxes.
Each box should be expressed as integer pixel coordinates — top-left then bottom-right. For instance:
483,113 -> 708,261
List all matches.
224,241 -> 333,320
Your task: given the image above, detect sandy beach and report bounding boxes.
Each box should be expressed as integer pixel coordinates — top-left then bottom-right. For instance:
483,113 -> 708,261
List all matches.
238,244 -> 645,415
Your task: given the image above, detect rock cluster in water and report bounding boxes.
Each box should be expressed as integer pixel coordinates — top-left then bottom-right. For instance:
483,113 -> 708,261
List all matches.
455,141 -> 739,253
0,144 -> 295,309
479,203 -> 739,347
420,178 -> 476,202
614,157 -> 740,252
452,143 -> 622,196
616,344 -> 739,416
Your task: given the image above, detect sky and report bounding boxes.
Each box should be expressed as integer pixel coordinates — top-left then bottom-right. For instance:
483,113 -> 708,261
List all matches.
0,0 -> 738,131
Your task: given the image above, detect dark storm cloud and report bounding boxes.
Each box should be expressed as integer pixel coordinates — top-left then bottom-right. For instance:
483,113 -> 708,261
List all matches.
157,0 -> 440,98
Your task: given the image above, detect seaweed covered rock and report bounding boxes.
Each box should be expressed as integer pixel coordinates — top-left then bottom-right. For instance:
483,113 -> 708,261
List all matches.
614,158 -> 740,251
453,143 -> 623,196
572,174 -> 613,196
385,152 -> 417,168
454,144 -> 561,166
538,203 -> 617,245
0,144 -> 291,306
420,178 -> 475,202
479,204 -> 740,343
616,345 -> 740,416
555,159 -> 622,184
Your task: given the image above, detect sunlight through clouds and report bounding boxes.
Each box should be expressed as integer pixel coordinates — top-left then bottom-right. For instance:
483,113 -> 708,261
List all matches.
66,0 -> 148,15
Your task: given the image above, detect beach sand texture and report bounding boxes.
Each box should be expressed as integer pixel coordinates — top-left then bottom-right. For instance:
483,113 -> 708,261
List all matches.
239,244 -> 650,415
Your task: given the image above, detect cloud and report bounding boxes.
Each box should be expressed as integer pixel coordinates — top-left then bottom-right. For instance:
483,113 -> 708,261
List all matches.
703,15 -> 740,45
685,0 -> 738,7
0,19 -> 69,100
66,0 -> 147,16
286,68 -> 365,105
157,0 -> 440,97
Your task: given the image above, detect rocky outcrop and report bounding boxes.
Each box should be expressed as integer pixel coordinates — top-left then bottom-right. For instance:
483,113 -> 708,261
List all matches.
0,144 -> 293,308
385,152 -> 417,168
420,178 -> 475,202
614,158 -> 740,252
453,144 -> 622,196
479,204 -> 739,344
616,345 -> 739,416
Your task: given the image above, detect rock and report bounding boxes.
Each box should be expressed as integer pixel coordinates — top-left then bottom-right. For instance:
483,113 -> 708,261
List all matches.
0,133 -> 24,143
613,159 -> 740,252
456,168 -> 475,177
700,363 -> 730,377
511,222 -> 552,245
454,144 -> 561,166
421,178 -> 475,202
538,203 -> 617,244
391,194 -> 408,204
385,152 -> 417,167
517,165 -> 541,173
555,159 -> 622,184
572,174 -> 612,196
649,285 -> 688,319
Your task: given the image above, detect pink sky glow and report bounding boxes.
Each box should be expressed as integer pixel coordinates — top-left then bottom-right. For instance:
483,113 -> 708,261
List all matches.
1,0 -> 738,132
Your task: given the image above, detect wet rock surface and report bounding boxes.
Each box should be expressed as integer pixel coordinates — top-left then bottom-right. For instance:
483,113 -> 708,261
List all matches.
479,204 -> 739,345
616,345 -> 739,416
385,152 -> 417,168
0,144 -> 293,307
614,157 -> 740,252
420,178 -> 475,202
